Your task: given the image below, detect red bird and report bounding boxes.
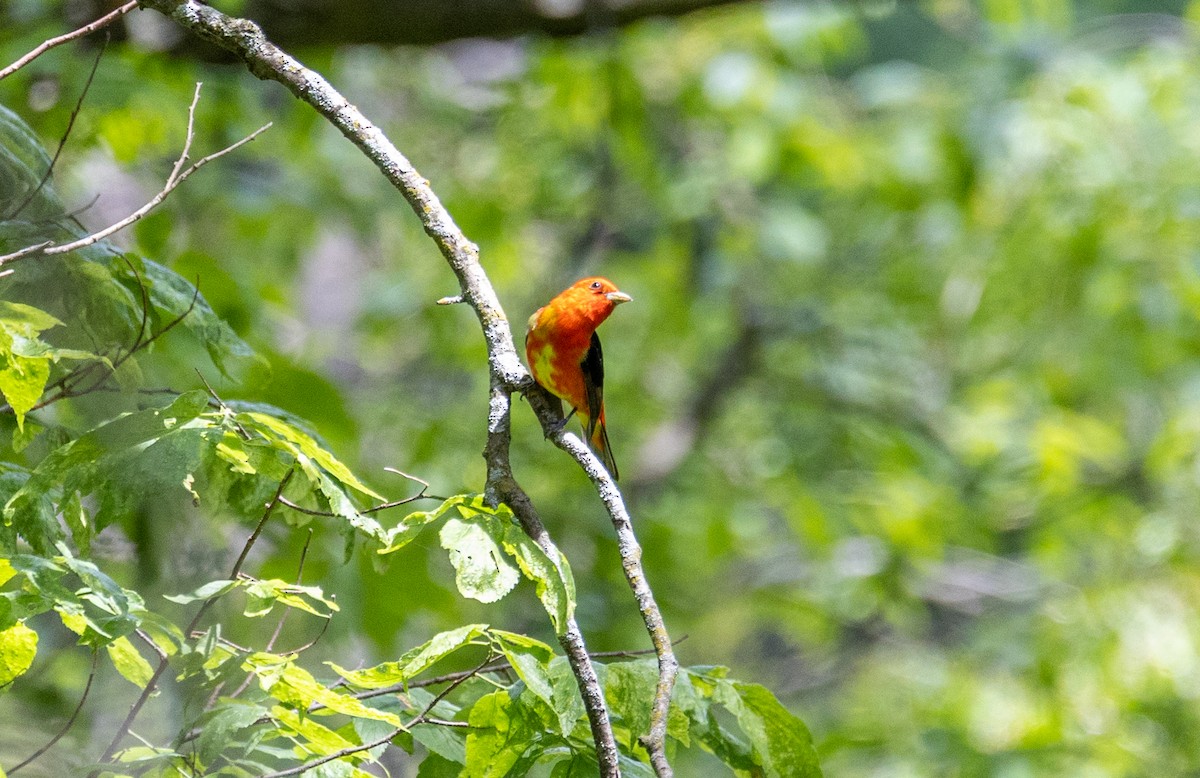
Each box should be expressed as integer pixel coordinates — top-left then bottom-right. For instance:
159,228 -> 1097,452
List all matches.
525,277 -> 632,480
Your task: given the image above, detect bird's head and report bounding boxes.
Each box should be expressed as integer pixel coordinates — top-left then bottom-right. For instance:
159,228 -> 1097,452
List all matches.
574,277 -> 632,306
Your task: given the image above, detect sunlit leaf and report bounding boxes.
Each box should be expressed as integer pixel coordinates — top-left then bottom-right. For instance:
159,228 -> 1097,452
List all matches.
0,621 -> 37,685
328,624 -> 491,689
106,634 -> 155,688
439,517 -> 519,605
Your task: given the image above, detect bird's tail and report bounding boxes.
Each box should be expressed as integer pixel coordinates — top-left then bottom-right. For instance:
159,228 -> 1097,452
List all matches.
583,412 -> 619,481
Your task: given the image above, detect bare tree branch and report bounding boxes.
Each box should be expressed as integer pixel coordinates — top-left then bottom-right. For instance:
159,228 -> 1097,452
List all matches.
483,378 -> 621,772
528,384 -> 679,776
0,0 -> 137,81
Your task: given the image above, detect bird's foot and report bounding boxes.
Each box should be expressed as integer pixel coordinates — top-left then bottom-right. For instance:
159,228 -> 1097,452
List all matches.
546,408 -> 576,439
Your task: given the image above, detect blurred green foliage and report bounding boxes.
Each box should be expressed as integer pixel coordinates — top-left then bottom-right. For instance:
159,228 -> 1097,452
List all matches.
5,0 -> 1200,774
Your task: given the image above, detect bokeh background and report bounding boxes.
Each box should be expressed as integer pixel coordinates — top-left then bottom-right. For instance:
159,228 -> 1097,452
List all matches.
5,0 -> 1200,774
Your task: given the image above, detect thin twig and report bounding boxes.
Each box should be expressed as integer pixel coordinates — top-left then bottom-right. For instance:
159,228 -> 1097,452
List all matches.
0,0 -> 138,81
258,726 -> 399,778
420,718 -> 470,728
266,529 -> 313,651
277,465 -> 445,517
281,615 -> 330,654
6,34 -> 108,220
406,654 -> 493,727
195,368 -> 253,440
117,254 -> 152,358
230,471 -> 296,581
169,84 -> 204,186
8,651 -> 100,774
134,629 -> 169,660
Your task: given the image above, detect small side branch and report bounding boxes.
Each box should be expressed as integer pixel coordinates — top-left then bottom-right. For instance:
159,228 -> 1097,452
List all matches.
5,33 -> 107,221
0,0 -> 139,81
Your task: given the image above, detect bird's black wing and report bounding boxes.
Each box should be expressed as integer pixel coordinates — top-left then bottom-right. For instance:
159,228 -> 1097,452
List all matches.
581,331 -> 618,480
581,331 -> 605,442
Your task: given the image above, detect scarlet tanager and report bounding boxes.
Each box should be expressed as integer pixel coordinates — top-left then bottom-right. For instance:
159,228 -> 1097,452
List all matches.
525,277 -> 632,480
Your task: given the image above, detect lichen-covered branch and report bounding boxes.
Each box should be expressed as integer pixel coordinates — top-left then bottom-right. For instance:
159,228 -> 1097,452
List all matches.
135,1 -> 624,773
139,2 -> 679,774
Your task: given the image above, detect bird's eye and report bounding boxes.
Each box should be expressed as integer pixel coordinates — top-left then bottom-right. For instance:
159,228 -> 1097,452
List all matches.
590,281 -> 602,290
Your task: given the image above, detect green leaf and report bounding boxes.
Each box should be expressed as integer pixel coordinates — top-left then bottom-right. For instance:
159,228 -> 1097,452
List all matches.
9,417 -> 41,452
0,104 -> 58,221
0,343 -> 48,431
500,516 -> 575,634
60,490 -> 90,556
111,745 -> 182,767
440,517 -> 519,604
269,704 -> 358,756
163,579 -> 239,605
136,258 -> 269,386
242,578 -> 339,618
194,701 -> 271,767
547,657 -> 586,742
329,624 -> 490,689
4,391 -> 208,551
0,621 -> 37,685
0,300 -> 62,337
412,720 -> 468,766
604,660 -> 657,743
491,631 -> 560,729
722,682 -> 822,777
376,495 -> 466,555
463,691 -> 534,778
106,634 -> 155,688
241,412 -> 382,500
247,654 -> 404,728
416,752 -> 465,777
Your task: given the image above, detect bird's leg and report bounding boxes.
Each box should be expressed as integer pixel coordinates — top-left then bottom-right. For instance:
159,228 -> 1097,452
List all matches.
547,407 -> 576,438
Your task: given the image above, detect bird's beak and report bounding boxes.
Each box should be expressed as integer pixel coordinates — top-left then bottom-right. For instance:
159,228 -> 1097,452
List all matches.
606,291 -> 632,304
